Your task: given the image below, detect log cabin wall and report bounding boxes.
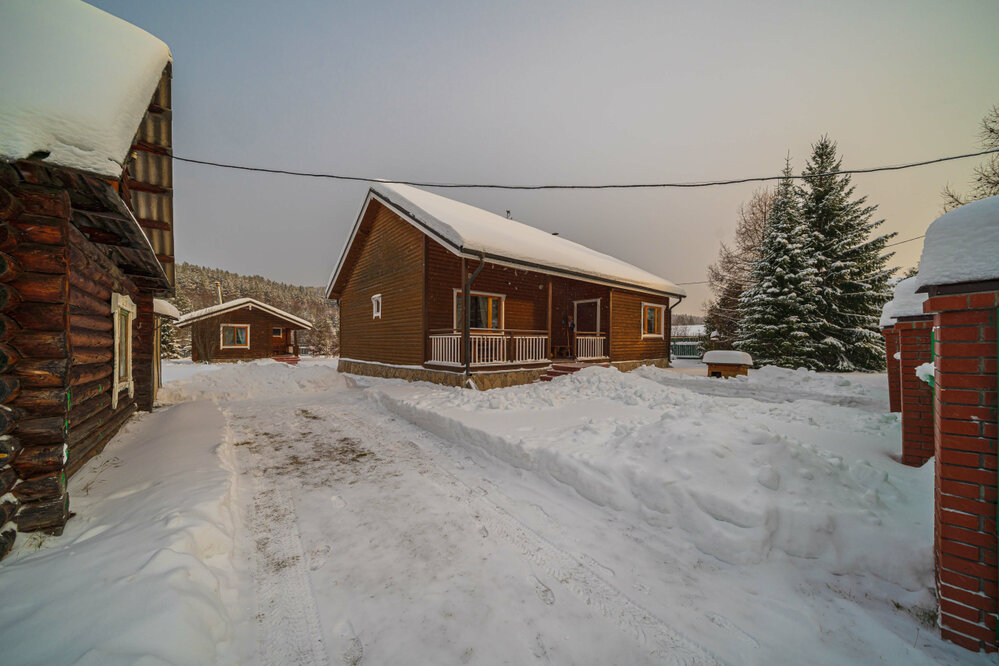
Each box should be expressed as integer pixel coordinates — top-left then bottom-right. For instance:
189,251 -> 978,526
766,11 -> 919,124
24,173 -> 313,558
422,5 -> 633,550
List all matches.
608,289 -> 671,362
339,201 -> 424,366
66,223 -> 142,477
189,308 -> 305,362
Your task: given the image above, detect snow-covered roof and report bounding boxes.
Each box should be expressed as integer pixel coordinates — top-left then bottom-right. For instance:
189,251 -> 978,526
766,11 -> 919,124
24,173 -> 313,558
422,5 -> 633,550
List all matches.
879,277 -> 928,327
153,298 -> 180,320
915,196 -> 999,292
0,0 -> 171,177
328,183 -> 685,299
177,298 -> 313,330
702,350 -> 753,366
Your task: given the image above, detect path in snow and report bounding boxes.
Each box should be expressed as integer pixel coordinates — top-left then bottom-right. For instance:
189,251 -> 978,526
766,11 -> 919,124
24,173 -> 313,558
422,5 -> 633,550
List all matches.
222,386 -> 717,665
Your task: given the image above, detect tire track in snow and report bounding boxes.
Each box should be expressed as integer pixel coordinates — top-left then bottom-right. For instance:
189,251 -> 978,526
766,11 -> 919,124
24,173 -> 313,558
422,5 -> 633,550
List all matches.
226,408 -> 330,666
336,411 -> 722,666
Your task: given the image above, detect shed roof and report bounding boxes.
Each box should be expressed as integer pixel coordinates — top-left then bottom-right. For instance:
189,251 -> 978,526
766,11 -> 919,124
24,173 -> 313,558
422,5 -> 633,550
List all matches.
327,184 -> 685,299
879,277 -> 928,327
153,298 -> 180,320
177,298 -> 314,330
0,0 -> 171,177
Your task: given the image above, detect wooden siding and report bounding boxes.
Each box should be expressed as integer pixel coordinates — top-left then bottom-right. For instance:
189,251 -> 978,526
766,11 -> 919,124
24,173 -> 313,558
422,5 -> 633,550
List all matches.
189,307 -> 306,362
609,290 -> 671,362
339,201 -> 424,365
426,241 -> 549,333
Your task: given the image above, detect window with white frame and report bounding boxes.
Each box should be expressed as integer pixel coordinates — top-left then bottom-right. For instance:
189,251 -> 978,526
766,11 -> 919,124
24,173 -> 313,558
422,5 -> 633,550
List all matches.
641,303 -> 665,338
220,324 -> 250,348
111,293 -> 136,409
372,293 -> 382,319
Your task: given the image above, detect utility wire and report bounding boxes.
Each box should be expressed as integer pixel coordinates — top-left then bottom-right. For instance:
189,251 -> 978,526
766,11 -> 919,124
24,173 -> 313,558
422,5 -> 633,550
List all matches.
169,147 -> 999,191
674,234 -> 926,287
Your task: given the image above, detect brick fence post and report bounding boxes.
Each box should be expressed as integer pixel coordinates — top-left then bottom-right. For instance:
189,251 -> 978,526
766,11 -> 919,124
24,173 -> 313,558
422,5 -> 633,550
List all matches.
897,318 -> 934,466
883,324 -> 901,413
926,291 -> 998,653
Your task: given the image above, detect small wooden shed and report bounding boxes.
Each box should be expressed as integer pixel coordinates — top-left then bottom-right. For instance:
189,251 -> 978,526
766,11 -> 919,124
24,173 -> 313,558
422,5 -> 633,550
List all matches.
177,298 -> 313,363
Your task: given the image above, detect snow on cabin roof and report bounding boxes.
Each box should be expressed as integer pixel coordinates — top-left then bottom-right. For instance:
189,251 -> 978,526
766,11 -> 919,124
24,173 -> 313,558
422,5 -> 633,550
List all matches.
0,0 -> 171,177
329,183 -> 685,298
177,298 -> 314,330
879,277 -> 928,327
915,196 -> 999,292
153,298 -> 180,320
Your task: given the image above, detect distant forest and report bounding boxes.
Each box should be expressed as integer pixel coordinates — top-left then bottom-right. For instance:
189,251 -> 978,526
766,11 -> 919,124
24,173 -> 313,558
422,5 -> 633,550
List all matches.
162,263 -> 339,358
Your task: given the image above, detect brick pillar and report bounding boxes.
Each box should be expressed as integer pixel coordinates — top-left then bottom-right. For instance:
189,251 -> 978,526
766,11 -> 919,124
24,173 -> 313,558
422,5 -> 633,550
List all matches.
884,324 -> 901,413
926,291 -> 998,653
897,318 -> 934,467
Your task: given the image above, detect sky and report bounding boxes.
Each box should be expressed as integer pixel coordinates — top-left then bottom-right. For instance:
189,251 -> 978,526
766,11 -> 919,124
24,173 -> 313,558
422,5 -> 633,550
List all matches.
89,0 -> 999,314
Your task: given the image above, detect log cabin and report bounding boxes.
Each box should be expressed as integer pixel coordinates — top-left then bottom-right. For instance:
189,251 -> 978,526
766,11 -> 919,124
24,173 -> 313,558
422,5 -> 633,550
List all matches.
177,298 -> 313,363
327,184 -> 686,389
0,1 -> 175,556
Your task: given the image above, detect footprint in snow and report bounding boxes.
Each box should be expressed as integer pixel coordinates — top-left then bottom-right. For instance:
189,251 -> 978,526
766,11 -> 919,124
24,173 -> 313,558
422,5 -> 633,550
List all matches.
532,576 -> 555,606
334,620 -> 363,665
308,544 -> 331,571
330,495 -> 346,509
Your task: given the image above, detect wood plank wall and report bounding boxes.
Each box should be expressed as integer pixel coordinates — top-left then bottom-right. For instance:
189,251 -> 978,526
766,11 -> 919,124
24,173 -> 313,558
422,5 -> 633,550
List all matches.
339,202 -> 425,365
608,289 -> 671,362
189,308 -> 305,362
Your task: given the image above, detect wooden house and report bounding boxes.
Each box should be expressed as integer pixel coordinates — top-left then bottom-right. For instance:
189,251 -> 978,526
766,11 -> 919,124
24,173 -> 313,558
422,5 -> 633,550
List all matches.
177,298 -> 313,363
0,1 -> 175,555
326,184 -> 686,389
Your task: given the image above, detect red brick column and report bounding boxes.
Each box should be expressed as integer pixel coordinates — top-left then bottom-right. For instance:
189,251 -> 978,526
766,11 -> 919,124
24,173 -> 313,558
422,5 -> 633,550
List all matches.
927,291 -> 998,653
897,318 -> 934,466
883,325 -> 901,413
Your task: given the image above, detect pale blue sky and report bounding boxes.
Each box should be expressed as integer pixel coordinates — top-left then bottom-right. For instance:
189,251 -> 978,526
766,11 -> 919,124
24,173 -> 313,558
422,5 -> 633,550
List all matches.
91,0 -> 999,313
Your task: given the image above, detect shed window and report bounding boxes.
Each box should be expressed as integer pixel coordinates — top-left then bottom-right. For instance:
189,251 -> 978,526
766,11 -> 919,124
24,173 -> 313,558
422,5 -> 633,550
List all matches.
111,293 -> 136,409
372,294 -> 382,319
455,291 -> 503,330
272,327 -> 283,337
221,324 -> 250,348
642,303 -> 664,338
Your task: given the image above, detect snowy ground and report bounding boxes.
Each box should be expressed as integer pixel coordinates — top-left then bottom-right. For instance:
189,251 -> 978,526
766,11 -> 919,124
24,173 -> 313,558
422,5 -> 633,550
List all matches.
0,359 -> 991,665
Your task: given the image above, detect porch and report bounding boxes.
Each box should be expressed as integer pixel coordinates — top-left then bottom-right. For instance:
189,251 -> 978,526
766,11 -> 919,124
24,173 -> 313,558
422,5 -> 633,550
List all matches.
426,329 -> 609,368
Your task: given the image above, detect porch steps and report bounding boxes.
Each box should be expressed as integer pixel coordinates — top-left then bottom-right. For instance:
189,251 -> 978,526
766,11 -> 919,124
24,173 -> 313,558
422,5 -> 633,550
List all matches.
538,362 -> 610,382
272,356 -> 301,365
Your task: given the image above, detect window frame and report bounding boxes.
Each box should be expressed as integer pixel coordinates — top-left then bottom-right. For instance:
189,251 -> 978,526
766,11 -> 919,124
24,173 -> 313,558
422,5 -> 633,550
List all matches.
572,298 -> 602,334
452,289 -> 505,332
371,293 -> 382,319
111,292 -> 136,409
220,323 -> 251,349
272,327 -> 283,338
641,302 -> 665,339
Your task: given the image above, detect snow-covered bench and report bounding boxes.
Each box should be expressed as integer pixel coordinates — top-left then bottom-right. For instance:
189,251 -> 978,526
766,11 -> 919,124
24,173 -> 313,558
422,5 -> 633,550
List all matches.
702,350 -> 753,378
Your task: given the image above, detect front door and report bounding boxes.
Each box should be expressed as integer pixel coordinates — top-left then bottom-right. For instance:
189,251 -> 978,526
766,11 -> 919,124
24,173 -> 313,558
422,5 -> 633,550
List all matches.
574,299 -> 599,335
271,327 -> 287,356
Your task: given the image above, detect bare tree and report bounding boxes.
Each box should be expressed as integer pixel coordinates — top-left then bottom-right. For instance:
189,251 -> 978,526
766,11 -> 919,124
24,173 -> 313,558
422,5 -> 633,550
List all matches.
704,188 -> 773,346
943,104 -> 999,211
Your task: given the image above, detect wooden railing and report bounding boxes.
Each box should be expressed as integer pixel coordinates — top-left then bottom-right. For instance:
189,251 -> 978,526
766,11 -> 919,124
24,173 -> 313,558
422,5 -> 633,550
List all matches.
575,333 -> 607,360
428,330 -> 549,366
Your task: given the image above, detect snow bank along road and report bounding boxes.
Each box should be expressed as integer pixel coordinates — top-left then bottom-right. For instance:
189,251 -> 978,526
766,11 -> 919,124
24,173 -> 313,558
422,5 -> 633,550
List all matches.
1,359 -> 993,665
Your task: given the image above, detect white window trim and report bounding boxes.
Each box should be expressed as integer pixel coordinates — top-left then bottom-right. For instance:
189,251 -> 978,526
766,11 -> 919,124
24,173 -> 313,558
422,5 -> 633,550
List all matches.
272,327 -> 283,337
641,302 -> 665,339
372,293 -> 382,319
452,288 -> 505,331
572,298 -> 601,333
220,323 -> 251,349
111,293 -> 136,409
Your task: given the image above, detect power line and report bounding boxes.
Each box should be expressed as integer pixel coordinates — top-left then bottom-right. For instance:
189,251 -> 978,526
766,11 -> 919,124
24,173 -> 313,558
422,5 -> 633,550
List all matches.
675,234 -> 926,287
169,147 -> 999,191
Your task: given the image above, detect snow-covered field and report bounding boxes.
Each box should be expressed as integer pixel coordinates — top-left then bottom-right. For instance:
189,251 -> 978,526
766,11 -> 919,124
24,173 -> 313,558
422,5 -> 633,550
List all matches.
0,359 -> 991,665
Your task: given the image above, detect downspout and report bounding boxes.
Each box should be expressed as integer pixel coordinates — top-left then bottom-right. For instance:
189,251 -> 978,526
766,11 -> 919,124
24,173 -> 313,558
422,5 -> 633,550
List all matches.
463,252 -> 486,387
668,295 -> 685,362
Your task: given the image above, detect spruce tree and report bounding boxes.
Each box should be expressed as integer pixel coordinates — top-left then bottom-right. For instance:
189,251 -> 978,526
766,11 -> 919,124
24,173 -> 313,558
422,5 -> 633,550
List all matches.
735,161 -> 823,370
800,137 -> 895,371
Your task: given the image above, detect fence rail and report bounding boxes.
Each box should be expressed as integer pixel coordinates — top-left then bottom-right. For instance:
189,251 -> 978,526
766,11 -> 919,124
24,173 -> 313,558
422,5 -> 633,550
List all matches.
575,335 -> 606,361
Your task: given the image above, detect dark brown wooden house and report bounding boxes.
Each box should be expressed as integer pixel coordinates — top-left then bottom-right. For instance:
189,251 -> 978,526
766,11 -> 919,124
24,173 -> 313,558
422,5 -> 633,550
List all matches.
327,184 -> 686,389
0,1 -> 175,557
177,298 -> 313,363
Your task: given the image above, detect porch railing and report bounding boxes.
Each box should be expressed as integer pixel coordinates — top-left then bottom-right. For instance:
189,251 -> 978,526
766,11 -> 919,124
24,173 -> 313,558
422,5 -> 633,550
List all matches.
575,333 -> 607,361
428,330 -> 549,366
